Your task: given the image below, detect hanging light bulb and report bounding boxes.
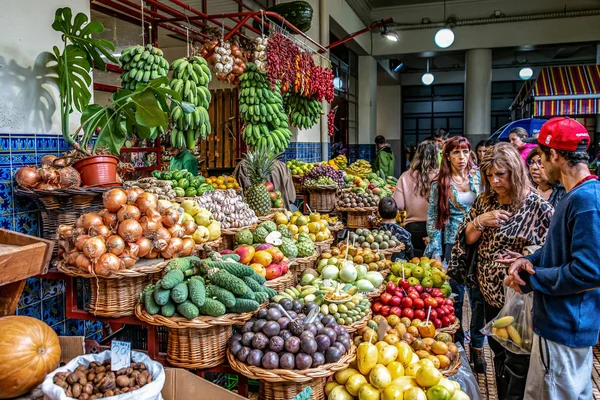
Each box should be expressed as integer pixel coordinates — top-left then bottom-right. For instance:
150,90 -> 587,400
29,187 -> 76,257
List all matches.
333,77 -> 343,90
422,59 -> 434,85
434,27 -> 455,48
519,67 -> 534,80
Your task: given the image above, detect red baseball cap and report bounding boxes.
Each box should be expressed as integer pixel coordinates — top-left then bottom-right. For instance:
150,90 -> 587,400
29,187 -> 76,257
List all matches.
534,117 -> 590,151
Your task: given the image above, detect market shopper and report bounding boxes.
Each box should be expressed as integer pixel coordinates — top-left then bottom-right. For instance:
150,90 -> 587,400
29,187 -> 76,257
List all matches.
378,197 -> 414,261
526,147 -> 566,208
509,127 -> 537,164
504,117 -> 600,400
425,136 -> 485,364
475,140 -> 488,165
449,142 -> 553,398
168,146 -> 198,176
373,135 -> 395,177
393,140 -> 439,257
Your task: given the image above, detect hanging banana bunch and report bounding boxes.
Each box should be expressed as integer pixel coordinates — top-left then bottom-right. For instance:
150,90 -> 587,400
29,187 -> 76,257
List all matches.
283,92 -> 324,130
168,56 -> 213,149
239,62 -> 292,154
120,44 -> 169,90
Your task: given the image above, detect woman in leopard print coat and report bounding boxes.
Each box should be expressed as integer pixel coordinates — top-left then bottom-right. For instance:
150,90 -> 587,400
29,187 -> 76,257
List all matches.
448,143 -> 554,400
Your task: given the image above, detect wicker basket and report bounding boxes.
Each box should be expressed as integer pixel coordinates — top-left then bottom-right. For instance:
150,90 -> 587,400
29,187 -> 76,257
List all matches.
263,270 -> 296,292
336,206 -> 377,229
293,251 -> 319,277
314,237 -> 334,255
14,186 -> 110,257
364,284 -> 386,301
437,318 -> 460,335
379,268 -> 391,280
305,185 -> 339,213
193,238 -> 222,258
380,243 -> 407,260
328,223 -> 344,233
257,210 -> 277,222
292,175 -> 304,194
58,259 -> 167,317
260,378 -> 326,400
442,357 -> 462,377
220,223 -> 258,250
136,302 -> 263,369
342,311 -> 372,333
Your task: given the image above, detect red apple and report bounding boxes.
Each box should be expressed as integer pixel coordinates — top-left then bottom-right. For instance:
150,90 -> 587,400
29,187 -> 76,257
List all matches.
421,293 -> 431,299
265,263 -> 282,280
234,245 -> 256,265
435,307 -> 446,317
424,297 -> 438,308
400,280 -> 410,290
448,315 -> 456,323
380,293 -> 393,305
429,309 -> 438,320
407,286 -> 417,293
434,296 -> 444,304
414,284 -> 424,294
386,282 -> 398,294
401,308 -> 414,319
390,306 -> 402,317
424,287 -> 433,293
372,302 -> 383,313
432,318 -> 442,329
441,316 -> 451,327
447,306 -> 455,314
409,292 -> 420,301
414,309 -> 426,320
381,305 -> 391,317
220,249 -> 234,255
390,296 -> 402,307
401,297 -> 413,308
269,192 -> 278,201
444,298 -> 454,306
264,182 -> 275,192
394,290 -> 405,298
413,298 -> 425,309
255,243 -> 274,251
432,289 -> 443,298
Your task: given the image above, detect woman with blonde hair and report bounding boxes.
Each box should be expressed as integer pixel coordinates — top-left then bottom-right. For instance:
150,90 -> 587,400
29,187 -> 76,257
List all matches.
448,142 -> 554,399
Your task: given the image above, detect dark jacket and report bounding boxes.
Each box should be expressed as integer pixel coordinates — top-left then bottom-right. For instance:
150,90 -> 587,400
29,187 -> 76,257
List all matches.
380,222 -> 414,261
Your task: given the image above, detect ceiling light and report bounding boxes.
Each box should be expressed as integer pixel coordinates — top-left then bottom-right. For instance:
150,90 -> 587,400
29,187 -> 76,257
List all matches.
422,59 -> 434,85
389,59 -> 404,73
381,26 -> 399,42
519,67 -> 534,80
333,77 -> 343,90
434,27 -> 455,48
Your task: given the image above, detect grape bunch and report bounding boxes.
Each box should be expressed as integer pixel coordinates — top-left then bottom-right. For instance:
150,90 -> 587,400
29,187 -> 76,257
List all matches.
302,164 -> 344,187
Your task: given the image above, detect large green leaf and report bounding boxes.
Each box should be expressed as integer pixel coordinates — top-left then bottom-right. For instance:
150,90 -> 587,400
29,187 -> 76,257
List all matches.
132,90 -> 168,128
52,45 -> 92,113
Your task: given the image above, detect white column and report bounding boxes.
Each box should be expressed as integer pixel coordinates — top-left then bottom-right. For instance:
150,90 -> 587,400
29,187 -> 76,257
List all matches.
464,49 -> 492,144
377,86 -> 401,175
320,0 -> 330,161
358,56 -> 378,144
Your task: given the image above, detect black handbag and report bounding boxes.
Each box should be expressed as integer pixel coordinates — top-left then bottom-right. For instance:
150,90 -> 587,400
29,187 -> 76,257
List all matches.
447,230 -> 479,287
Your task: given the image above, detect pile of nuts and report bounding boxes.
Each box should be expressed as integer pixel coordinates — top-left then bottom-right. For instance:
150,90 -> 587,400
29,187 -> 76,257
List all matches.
52,359 -> 152,399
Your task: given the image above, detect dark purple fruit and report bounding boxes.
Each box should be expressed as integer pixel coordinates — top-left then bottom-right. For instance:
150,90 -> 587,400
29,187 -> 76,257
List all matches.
261,351 -> 279,369
280,352 -> 295,369
315,334 -> 331,353
230,340 -> 244,356
302,302 -> 318,315
325,347 -> 342,363
278,317 -> 290,330
262,321 -> 281,338
247,349 -> 264,366
284,336 -> 301,354
279,298 -> 293,310
288,311 -> 298,319
304,323 -> 318,337
256,308 -> 268,320
300,330 -> 314,341
241,321 -> 254,334
314,321 -> 324,331
229,332 -> 242,345
301,337 -> 318,355
337,336 -> 352,351
321,327 -> 337,344
295,353 -> 313,370
242,332 -> 255,347
252,332 -> 269,350
321,315 -> 335,326
267,308 -> 282,321
253,319 -> 267,333
311,352 -> 325,367
280,329 -> 292,341
269,336 -> 285,353
332,342 -> 346,354
292,300 -> 303,313
237,346 -> 251,363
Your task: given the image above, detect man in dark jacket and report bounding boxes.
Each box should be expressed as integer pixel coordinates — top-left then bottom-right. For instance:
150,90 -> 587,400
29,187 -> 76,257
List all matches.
373,135 -> 395,177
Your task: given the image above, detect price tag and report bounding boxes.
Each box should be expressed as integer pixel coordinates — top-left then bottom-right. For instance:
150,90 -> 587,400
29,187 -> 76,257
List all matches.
111,340 -> 131,371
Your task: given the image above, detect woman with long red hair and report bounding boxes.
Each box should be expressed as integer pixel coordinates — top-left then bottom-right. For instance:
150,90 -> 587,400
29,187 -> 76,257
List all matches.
425,136 -> 486,371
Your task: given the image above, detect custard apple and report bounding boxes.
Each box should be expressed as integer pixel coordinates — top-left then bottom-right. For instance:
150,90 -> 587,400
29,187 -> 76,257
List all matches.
253,226 -> 270,243
235,228 -> 254,246
280,238 -> 298,258
259,220 -> 277,233
277,224 -> 293,239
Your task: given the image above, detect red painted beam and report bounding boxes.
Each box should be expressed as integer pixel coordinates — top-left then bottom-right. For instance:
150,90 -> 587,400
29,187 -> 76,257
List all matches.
325,18 -> 393,52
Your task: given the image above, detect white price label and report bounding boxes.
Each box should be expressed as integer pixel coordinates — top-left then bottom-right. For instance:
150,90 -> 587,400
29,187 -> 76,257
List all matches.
111,340 -> 131,371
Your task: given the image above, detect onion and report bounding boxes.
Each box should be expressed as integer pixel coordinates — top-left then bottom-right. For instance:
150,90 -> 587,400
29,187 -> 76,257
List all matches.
75,235 -> 91,251
80,213 -> 104,231
136,237 -> 152,257
157,200 -> 173,213
57,225 -> 73,239
145,208 -> 162,222
119,244 -> 139,269
145,249 -> 160,259
182,220 -> 198,235
106,235 -> 125,256
36,182 -> 59,190
117,204 -> 141,221
161,208 -> 180,227
135,192 -> 158,214
168,224 -> 185,238
38,167 -> 59,184
53,157 -> 68,168
179,237 -> 195,257
99,209 -> 118,229
66,251 -> 80,266
75,254 -> 92,272
94,253 -> 121,276
118,219 -> 143,243
103,188 -> 127,212
40,154 -> 57,167
89,224 -> 111,238
15,167 -> 41,188
126,187 -> 145,204
127,243 -> 140,259
161,237 -> 183,259
58,166 -> 81,188
83,237 -> 106,261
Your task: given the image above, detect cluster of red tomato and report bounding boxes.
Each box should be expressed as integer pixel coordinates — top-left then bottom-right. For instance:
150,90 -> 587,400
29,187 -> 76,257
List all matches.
372,281 -> 457,329
327,109 -> 335,137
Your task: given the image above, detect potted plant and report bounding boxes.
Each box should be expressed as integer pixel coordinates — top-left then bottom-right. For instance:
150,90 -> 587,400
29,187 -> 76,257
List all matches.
51,8 -> 191,186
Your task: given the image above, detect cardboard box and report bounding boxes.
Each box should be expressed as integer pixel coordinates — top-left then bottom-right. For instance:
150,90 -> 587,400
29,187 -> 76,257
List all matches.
58,336 -> 86,365
162,368 -> 246,400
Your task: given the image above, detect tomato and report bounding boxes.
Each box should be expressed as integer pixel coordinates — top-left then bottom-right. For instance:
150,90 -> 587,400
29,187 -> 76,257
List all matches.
372,302 -> 383,313
381,305 -> 391,317
390,306 -> 402,317
390,296 -> 402,307
401,308 -> 414,319
386,281 -> 397,294
380,293 -> 393,305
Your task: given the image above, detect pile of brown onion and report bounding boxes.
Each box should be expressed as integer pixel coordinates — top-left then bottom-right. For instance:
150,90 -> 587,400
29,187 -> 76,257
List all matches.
15,155 -> 81,190
59,187 -> 200,276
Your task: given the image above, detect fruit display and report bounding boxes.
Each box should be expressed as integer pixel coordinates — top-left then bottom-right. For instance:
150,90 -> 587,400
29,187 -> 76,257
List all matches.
151,169 -> 214,197
338,190 -> 380,209
195,189 -> 259,229
305,257 -> 385,294
329,155 -> 348,170
239,63 -> 292,154
205,175 -> 241,191
123,177 -> 175,200
274,211 -> 333,243
372,282 -> 457,329
229,299 -> 353,371
178,199 -> 221,243
228,242 -> 290,280
119,44 -> 169,90
304,176 -> 339,187
141,254 -> 276,319
244,148 -> 277,216
168,56 -> 213,148
52,359 -> 153,398
388,258 -> 452,297
322,245 -> 391,273
286,160 -> 314,176
349,228 -> 405,252
15,160 -> 81,190
343,175 -> 393,198
301,164 -> 344,188
345,159 -> 372,176
263,182 -> 284,208
283,91 -> 323,129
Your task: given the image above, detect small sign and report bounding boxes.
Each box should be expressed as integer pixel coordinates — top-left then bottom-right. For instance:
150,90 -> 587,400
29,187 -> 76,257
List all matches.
111,340 -> 131,371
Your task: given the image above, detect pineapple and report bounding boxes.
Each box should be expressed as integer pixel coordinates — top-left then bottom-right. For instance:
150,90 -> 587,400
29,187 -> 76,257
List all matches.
244,149 -> 276,216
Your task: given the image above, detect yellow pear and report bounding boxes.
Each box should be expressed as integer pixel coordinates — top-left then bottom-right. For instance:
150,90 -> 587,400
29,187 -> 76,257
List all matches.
404,363 -> 421,377
395,342 -> 414,366
357,342 -> 379,375
369,364 -> 392,390
325,382 -> 341,396
403,387 -> 427,400
391,376 -> 418,392
335,368 -> 360,385
378,344 -> 399,366
415,365 -> 442,388
386,361 -> 405,379
358,384 -> 381,400
345,374 -> 368,396
381,384 -> 404,400
329,385 -> 354,400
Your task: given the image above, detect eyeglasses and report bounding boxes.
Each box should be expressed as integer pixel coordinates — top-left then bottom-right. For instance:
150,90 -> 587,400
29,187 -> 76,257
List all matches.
527,159 -> 542,167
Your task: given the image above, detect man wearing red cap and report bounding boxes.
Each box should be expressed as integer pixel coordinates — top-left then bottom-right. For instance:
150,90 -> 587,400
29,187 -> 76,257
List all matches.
504,117 -> 599,399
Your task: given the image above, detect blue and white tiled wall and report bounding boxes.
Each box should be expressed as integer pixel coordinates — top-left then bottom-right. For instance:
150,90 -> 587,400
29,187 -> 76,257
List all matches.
280,142 -> 376,164
0,132 -> 103,340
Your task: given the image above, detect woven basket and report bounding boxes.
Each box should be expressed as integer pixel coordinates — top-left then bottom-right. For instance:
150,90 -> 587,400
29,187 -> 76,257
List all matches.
305,185 -> 339,213
380,243 -> 407,260
14,186 -> 110,257
328,223 -> 344,233
292,175 -> 304,194
193,238 -> 222,258
260,378 -> 326,400
263,270 -> 296,292
220,223 -> 258,250
314,237 -> 334,255
293,251 -> 319,277
336,206 -> 377,229
136,302 -> 263,369
364,284 -> 386,301
342,311 -> 372,333
379,268 -> 391,280
257,210 -> 277,222
437,318 -> 460,335
442,357 -> 462,377
58,259 -> 166,318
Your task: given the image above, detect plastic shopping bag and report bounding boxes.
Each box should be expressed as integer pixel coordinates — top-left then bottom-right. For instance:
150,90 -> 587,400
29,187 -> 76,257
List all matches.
481,287 -> 534,354
448,344 -> 482,400
42,350 -> 165,400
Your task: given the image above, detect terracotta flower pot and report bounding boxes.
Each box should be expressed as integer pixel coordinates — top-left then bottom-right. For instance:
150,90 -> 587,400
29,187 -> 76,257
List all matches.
73,155 -> 120,187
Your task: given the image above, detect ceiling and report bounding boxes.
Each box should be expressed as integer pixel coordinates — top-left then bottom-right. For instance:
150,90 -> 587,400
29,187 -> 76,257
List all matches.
366,0 -> 461,8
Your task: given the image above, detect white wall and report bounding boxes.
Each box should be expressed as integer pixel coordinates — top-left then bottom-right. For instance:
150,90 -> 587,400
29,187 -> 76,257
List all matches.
329,0 -> 370,54
376,86 -> 401,175
0,0 -> 89,134
358,56 -> 377,144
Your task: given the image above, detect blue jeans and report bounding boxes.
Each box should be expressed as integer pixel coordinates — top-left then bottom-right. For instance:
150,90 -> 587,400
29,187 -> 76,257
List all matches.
451,279 -> 486,348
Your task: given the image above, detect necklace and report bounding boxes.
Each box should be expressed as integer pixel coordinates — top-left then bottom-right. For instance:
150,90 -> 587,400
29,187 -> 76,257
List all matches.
452,174 -> 468,186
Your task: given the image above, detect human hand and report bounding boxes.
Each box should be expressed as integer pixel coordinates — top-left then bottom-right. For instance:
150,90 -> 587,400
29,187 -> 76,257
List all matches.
503,275 -> 524,294
507,258 -> 535,285
478,210 -> 512,228
495,250 -> 523,265
423,237 -> 430,245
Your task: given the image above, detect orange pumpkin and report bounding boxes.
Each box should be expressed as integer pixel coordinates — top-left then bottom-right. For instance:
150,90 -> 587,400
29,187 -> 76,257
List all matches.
0,316 -> 61,398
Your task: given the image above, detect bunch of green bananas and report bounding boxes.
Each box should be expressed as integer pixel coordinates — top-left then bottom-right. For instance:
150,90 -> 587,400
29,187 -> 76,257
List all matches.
239,63 -> 292,154
168,56 -> 213,149
283,93 -> 324,130
120,44 -> 169,91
